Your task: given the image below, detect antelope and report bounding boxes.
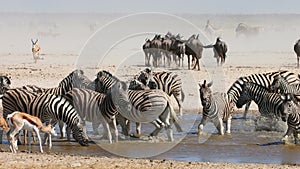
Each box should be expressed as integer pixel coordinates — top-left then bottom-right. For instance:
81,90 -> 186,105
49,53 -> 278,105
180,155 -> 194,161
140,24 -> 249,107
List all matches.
31,39 -> 41,63
0,115 -> 10,134
7,111 -> 57,153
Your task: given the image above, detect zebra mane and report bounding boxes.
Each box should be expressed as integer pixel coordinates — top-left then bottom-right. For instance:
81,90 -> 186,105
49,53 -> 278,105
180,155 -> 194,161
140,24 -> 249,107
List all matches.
98,70 -> 120,82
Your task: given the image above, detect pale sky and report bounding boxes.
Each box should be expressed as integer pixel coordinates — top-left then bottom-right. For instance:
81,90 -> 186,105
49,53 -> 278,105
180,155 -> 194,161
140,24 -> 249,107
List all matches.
1,0 -> 300,14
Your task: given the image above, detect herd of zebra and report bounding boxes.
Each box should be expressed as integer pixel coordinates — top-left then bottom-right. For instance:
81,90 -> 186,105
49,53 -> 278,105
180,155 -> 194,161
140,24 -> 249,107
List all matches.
142,32 -> 228,70
0,68 -> 300,153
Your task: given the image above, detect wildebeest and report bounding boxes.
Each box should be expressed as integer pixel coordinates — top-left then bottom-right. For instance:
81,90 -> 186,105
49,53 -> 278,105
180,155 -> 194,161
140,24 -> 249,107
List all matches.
185,34 -> 203,70
203,37 -> 228,66
294,39 -> 300,68
142,39 -> 152,66
235,23 -> 262,38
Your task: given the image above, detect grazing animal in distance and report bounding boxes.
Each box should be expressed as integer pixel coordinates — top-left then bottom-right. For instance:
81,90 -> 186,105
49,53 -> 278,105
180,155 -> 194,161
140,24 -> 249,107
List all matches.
235,23 -> 261,38
294,39 -> 300,68
31,39 -> 41,63
185,34 -> 203,70
198,80 -> 233,135
7,111 -> 57,153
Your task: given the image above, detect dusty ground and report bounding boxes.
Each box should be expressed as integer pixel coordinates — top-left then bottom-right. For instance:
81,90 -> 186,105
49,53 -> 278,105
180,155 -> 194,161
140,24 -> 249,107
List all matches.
0,151 -> 299,169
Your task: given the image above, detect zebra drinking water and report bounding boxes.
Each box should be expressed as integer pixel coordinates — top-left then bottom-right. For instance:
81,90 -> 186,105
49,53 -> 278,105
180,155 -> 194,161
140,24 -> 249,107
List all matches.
198,80 -> 233,135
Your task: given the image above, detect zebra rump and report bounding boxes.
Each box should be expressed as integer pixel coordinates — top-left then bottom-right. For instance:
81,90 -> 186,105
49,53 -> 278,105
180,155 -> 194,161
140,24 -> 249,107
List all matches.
1,88 -> 89,146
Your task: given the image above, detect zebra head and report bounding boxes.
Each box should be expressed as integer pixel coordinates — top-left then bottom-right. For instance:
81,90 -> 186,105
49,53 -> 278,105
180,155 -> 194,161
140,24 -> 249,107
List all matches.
128,76 -> 149,90
0,76 -> 11,94
110,81 -> 132,114
279,93 -> 300,122
94,70 -> 119,93
71,69 -> 91,88
137,68 -> 157,89
270,75 -> 284,93
236,82 -> 253,108
72,122 -> 89,146
199,80 -> 213,107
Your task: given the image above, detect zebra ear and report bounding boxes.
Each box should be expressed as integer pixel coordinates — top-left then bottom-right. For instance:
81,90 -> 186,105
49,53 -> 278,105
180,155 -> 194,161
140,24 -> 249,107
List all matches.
280,94 -> 286,101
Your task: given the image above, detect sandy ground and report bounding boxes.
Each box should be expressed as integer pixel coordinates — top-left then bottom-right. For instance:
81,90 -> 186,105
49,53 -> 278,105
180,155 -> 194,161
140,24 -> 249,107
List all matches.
0,13 -> 300,168
0,151 -> 299,169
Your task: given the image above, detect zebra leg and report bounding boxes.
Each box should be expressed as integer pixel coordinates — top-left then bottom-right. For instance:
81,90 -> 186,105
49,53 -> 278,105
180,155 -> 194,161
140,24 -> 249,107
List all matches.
174,94 -> 183,117
135,122 -> 141,137
282,126 -> 293,144
225,115 -> 232,134
92,122 -> 101,135
66,126 -> 71,141
108,118 -> 118,143
165,125 -> 174,142
213,118 -> 224,135
297,56 -> 299,68
59,121 -> 66,138
293,130 -> 298,144
102,119 -> 112,144
150,120 -> 164,137
243,101 -> 251,119
198,116 -> 208,135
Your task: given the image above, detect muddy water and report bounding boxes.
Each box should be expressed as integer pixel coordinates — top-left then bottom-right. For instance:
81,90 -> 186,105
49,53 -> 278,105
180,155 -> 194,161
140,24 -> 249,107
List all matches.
3,113 -> 300,165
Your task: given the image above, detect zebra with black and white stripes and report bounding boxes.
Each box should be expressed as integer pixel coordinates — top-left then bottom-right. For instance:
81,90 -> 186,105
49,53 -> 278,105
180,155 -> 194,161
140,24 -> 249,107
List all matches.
110,81 -> 183,141
137,68 -> 185,117
23,69 -> 92,138
64,88 -> 118,143
198,80 -> 234,135
236,82 -> 289,120
280,93 -> 300,144
270,75 -> 300,94
0,88 -> 89,146
227,70 -> 300,118
94,71 -> 183,141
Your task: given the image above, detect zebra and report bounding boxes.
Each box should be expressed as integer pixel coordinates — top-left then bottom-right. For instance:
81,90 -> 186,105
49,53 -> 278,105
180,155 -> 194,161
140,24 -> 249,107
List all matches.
270,75 -> 300,94
0,88 -> 89,146
198,80 -> 233,135
227,70 -> 300,118
236,82 -> 289,121
137,68 -> 185,117
94,71 -> 183,141
110,80 -> 183,141
0,76 -> 11,94
23,69 -> 92,138
280,93 -> 300,144
64,88 -> 118,143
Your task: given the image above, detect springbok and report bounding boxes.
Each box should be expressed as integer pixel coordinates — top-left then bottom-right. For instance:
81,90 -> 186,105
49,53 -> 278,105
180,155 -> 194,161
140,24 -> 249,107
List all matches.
7,111 -> 57,153
31,39 -> 41,63
0,115 -> 10,134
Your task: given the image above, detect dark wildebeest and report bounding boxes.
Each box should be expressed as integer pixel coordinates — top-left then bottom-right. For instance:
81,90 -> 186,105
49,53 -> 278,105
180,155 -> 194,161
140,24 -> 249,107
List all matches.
185,34 -> 203,70
150,35 -> 163,67
294,39 -> 300,68
204,37 -> 228,66
142,39 -> 152,66
235,23 -> 261,38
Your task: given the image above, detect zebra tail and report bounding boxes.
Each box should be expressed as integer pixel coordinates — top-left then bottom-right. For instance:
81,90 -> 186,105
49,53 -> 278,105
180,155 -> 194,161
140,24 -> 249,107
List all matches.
181,90 -> 185,102
167,98 -> 183,132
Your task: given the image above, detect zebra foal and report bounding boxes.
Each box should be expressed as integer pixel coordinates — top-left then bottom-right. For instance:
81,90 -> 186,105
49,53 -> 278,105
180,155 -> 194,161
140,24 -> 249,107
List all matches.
198,80 -> 233,135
